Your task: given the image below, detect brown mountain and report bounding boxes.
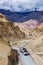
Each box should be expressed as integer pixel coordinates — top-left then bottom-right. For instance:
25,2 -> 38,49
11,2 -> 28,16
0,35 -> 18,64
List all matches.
26,22 -> 43,65
15,19 -> 41,38
32,22 -> 43,38
0,13 -> 25,65
0,13 -> 25,42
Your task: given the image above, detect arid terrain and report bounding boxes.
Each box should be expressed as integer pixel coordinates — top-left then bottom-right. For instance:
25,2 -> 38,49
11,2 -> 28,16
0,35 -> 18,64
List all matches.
0,13 -> 25,65
0,13 -> 43,65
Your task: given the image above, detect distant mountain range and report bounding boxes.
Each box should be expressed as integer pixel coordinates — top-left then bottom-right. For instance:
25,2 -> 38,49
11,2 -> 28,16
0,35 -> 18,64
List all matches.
0,9 -> 28,22
0,9 -> 43,22
17,12 -> 43,22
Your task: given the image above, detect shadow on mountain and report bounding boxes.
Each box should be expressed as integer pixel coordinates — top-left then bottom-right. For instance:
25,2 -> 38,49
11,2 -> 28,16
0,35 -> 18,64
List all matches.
0,9 -> 43,22
8,49 -> 19,65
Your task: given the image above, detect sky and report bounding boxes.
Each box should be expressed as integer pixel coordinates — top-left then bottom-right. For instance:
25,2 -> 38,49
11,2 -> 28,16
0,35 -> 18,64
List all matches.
0,0 -> 43,12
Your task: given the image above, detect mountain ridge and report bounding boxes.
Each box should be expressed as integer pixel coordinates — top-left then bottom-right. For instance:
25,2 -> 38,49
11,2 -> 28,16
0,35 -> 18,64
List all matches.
0,9 -> 43,22
0,13 -> 25,43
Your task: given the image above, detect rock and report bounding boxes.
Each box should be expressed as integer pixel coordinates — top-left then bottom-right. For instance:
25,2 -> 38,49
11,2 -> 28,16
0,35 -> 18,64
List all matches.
8,49 -> 19,65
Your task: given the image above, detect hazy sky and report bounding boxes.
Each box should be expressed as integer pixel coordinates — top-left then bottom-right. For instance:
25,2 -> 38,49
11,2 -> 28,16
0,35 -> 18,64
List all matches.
0,0 -> 43,12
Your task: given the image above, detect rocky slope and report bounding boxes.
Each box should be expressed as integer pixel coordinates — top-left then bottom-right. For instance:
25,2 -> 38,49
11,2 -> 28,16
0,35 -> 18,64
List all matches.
0,38 -> 11,65
0,13 -> 25,65
0,13 -> 25,42
16,19 -> 43,51
0,38 -> 19,65
25,23 -> 43,65
15,19 -> 41,38
16,19 -> 43,65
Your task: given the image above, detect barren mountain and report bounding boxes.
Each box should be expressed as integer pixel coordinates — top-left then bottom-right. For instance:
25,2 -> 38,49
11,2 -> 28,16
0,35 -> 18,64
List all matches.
16,20 -> 43,65
0,13 -> 25,65
25,22 -> 43,65
17,11 -> 43,22
0,13 -> 25,42
32,22 -> 43,38
0,37 -> 19,65
0,9 -> 43,22
15,19 -> 41,38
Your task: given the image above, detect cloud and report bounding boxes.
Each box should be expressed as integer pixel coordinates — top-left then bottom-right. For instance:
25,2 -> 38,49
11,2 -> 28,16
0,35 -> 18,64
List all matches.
0,0 -> 43,12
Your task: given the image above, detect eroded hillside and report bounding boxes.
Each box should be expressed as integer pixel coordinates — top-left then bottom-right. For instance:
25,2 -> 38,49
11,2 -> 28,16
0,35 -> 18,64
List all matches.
15,19 -> 43,65
0,13 -> 25,42
0,13 -> 25,65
